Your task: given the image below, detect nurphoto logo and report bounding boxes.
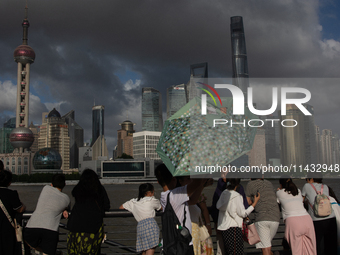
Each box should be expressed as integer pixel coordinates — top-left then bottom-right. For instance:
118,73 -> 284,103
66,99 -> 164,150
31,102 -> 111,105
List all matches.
199,83 -> 312,128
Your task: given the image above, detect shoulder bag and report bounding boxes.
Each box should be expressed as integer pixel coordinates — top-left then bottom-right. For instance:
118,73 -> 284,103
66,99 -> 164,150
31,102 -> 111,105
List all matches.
0,198 -> 23,242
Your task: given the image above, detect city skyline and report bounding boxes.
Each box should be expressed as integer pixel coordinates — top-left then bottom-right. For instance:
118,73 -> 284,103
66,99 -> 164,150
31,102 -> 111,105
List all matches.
1,1 -> 340,152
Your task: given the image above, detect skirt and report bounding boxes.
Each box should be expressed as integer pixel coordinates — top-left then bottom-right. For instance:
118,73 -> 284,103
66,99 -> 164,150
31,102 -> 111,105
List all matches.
136,218 -> 159,252
67,224 -> 104,255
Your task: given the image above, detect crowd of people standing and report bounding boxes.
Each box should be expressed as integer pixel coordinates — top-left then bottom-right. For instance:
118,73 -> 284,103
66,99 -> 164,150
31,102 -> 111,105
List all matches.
1,159 -> 339,255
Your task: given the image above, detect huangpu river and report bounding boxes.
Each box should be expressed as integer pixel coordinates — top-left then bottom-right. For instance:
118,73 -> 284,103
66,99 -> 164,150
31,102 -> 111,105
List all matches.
12,179 -> 340,211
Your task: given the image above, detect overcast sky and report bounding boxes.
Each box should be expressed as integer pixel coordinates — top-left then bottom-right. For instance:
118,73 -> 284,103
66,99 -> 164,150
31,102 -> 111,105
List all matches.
1,0 -> 340,153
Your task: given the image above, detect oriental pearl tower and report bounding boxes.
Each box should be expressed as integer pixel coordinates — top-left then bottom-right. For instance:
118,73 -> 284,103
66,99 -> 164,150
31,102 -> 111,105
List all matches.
10,6 -> 35,153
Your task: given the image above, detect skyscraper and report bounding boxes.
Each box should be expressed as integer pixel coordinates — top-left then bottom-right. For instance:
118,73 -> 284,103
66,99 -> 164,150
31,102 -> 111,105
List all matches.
315,125 -> 322,164
303,104 -> 317,164
190,62 -> 208,78
142,87 -> 163,131
63,110 -> 84,169
279,104 -> 317,168
185,63 -> 208,103
38,108 -> 70,171
230,16 -> 249,95
14,6 -> 35,128
90,105 -> 108,161
91,105 -> 104,147
117,120 -> 135,158
0,118 -> 16,154
166,84 -> 186,119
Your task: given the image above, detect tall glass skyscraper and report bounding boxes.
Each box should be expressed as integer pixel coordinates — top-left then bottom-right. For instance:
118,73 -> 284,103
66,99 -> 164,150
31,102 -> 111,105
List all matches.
186,63 -> 208,103
231,16 -> 249,95
91,105 -> 104,146
166,84 -> 186,119
142,87 -> 163,131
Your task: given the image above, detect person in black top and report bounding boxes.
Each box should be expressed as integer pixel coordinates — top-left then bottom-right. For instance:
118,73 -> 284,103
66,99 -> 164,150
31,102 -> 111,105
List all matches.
0,170 -> 26,255
67,169 -> 110,255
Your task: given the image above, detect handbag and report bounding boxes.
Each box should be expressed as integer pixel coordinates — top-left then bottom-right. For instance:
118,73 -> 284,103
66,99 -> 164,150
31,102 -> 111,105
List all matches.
0,199 -> 23,242
199,224 -> 210,242
242,219 -> 261,245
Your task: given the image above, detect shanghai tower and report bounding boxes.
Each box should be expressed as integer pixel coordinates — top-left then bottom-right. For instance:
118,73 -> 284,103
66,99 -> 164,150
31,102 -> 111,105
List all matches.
230,16 -> 249,95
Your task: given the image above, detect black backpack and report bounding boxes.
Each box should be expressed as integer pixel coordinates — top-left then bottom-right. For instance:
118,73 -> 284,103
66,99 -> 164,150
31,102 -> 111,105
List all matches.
161,192 -> 192,255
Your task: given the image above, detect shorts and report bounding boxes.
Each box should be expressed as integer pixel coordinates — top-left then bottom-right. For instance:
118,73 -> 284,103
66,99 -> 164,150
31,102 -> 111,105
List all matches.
255,221 -> 279,249
24,228 -> 59,255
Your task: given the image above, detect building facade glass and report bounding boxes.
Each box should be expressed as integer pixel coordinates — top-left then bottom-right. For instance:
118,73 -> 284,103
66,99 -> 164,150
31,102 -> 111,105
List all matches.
91,105 -> 104,146
231,16 -> 249,95
142,88 -> 163,131
166,84 -> 186,119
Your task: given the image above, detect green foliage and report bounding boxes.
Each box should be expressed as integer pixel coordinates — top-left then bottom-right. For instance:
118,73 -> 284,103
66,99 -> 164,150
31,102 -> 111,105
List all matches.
12,172 -> 81,183
117,153 -> 134,159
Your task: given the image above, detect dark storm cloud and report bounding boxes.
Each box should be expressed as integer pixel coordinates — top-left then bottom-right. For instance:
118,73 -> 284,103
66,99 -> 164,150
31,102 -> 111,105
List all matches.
1,0 -> 340,151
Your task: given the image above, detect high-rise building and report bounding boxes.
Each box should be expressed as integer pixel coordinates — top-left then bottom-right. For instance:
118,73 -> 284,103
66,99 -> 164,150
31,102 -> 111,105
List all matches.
315,125 -> 322,164
38,108 -> 70,171
133,131 -> 161,160
0,128 -> 14,154
259,115 -> 280,164
28,122 -> 39,154
279,104 -> 317,169
166,84 -> 186,119
63,110 -> 84,169
331,133 -> 340,165
247,128 -> 266,167
0,117 -> 16,154
190,62 -> 208,78
230,16 -> 249,95
117,120 -> 136,158
142,87 -> 163,131
321,129 -> 333,166
14,6 -> 35,128
303,104 -> 317,164
185,63 -> 208,103
4,118 -> 16,128
90,105 -> 108,161
91,105 -> 104,147
280,105 -> 306,167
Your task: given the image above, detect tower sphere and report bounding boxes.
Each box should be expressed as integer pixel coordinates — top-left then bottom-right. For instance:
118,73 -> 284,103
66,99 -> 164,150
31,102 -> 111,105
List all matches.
9,127 -> 34,149
14,45 -> 35,64
33,148 -> 62,170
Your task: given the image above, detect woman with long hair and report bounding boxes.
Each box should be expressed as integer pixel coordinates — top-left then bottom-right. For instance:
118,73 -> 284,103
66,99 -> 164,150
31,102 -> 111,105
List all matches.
0,170 -> 26,254
277,178 -> 316,255
67,169 -> 110,255
217,178 -> 260,255
120,183 -> 161,255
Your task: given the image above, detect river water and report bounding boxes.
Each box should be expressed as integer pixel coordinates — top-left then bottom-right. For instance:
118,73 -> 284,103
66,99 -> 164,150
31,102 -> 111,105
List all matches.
11,178 -> 340,211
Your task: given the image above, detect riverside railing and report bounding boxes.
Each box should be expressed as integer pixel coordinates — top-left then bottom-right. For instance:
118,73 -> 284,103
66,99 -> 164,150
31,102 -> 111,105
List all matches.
22,210 -> 285,255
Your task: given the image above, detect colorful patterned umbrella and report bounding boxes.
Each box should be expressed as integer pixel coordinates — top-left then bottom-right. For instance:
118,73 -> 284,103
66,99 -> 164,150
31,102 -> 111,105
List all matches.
156,97 -> 257,176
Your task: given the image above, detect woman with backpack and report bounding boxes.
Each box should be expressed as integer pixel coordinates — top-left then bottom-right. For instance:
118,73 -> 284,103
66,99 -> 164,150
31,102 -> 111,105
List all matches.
120,183 -> 161,255
277,178 -> 316,254
302,175 -> 337,255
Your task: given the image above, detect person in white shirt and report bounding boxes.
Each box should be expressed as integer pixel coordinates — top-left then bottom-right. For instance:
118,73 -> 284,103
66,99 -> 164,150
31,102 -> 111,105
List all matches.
24,174 -> 70,255
217,178 -> 260,255
277,178 -> 316,255
155,163 -> 212,255
120,183 -> 161,255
